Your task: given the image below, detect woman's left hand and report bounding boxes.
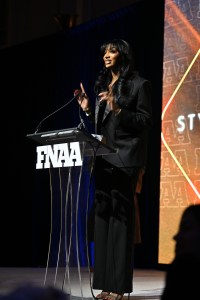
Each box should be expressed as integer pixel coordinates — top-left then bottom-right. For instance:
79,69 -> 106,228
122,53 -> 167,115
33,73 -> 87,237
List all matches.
98,91 -> 120,113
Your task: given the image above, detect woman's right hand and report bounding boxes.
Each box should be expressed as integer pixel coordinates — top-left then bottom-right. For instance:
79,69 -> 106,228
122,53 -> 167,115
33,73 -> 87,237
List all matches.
77,82 -> 90,112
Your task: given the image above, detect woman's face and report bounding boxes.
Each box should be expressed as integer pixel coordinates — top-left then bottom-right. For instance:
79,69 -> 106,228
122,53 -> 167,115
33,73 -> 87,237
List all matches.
103,44 -> 120,69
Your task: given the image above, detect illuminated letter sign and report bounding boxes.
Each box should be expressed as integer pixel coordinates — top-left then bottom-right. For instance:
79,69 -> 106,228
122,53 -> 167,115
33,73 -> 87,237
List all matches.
36,142 -> 82,169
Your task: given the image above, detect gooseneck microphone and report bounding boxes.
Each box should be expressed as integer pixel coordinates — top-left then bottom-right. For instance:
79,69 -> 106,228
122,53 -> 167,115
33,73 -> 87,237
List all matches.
34,90 -> 82,134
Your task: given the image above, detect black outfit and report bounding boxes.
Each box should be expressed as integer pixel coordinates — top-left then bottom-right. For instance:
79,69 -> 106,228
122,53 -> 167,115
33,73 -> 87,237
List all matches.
88,72 -> 152,293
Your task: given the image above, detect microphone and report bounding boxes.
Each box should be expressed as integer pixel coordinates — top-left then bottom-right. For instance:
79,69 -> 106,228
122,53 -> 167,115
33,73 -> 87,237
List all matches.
74,89 -> 81,98
34,90 -> 81,134
74,89 -> 86,99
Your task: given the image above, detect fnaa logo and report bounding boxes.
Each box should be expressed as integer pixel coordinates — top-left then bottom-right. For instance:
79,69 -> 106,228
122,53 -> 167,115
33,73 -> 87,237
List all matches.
36,142 -> 82,169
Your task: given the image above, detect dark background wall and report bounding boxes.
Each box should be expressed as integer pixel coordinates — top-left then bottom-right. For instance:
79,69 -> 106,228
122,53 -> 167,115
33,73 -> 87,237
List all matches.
0,0 -> 145,49
0,0 -> 164,268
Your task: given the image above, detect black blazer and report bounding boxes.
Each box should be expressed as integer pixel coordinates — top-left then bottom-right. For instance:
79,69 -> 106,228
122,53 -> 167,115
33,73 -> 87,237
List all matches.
95,72 -> 153,170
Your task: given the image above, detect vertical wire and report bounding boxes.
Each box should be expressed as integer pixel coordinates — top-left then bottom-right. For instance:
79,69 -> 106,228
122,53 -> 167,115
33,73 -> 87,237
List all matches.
44,168 -> 53,286
62,167 -> 72,294
53,168 -> 63,286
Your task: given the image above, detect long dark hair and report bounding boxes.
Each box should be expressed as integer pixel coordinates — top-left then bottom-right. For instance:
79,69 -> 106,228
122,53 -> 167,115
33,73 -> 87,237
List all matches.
94,39 -> 135,96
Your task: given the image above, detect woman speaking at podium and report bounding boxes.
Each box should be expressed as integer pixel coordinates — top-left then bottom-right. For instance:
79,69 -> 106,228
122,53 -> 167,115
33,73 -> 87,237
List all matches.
77,38 -> 153,300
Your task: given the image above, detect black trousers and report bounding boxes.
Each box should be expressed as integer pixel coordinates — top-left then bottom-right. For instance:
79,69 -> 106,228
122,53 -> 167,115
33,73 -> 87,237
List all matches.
92,158 -> 140,294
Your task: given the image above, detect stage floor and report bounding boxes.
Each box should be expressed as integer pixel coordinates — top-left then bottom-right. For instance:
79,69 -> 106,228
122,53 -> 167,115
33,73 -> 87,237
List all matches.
0,268 -> 166,300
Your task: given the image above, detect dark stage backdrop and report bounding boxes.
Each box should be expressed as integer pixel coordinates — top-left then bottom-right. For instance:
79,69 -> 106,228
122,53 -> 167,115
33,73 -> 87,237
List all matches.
0,0 -> 164,268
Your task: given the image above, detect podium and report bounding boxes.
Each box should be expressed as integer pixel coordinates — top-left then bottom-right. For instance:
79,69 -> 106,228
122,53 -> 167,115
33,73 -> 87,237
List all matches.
27,127 -> 116,299
27,126 -> 116,155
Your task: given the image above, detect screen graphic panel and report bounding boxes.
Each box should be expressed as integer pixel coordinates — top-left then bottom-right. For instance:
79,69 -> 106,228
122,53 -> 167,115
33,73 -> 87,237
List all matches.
159,0 -> 200,264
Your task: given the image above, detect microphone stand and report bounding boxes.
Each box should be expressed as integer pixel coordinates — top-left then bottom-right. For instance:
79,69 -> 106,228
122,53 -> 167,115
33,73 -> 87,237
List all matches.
34,94 -> 78,134
77,106 -> 87,131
